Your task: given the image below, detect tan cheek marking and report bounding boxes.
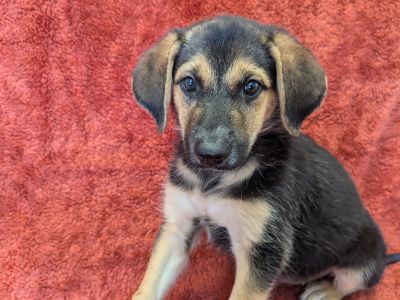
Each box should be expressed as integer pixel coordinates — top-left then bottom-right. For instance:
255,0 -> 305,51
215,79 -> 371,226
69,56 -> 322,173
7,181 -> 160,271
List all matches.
173,86 -> 203,139
230,108 -> 245,129
173,87 -> 189,135
224,57 -> 272,90
246,90 -> 277,145
230,90 -> 277,147
175,54 -> 215,89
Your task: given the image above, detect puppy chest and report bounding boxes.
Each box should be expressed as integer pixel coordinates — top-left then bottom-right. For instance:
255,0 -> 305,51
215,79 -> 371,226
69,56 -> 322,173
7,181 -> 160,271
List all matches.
164,183 -> 272,246
164,185 -> 229,224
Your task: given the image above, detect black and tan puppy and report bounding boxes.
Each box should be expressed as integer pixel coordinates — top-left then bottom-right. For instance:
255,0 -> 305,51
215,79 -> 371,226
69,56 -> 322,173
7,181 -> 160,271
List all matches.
131,15 -> 399,300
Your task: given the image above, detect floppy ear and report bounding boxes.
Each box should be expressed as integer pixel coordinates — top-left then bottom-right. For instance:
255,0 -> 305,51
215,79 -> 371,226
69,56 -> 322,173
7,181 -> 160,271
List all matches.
267,31 -> 327,136
132,30 -> 182,132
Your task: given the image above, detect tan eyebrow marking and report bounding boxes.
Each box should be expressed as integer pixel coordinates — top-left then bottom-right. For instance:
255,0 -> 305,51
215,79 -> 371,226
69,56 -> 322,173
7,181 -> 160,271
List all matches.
175,54 -> 215,88
224,57 -> 272,90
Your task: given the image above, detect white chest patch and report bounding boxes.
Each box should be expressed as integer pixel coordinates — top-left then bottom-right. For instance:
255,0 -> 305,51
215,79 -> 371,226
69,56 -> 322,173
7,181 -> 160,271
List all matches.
163,160 -> 272,249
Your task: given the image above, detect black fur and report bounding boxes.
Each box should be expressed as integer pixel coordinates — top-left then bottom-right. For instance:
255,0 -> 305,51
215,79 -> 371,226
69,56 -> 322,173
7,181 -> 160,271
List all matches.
207,222 -> 232,251
169,158 -> 194,191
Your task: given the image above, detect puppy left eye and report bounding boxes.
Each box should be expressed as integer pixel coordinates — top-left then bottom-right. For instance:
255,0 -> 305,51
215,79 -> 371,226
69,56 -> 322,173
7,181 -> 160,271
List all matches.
180,76 -> 197,92
244,80 -> 261,96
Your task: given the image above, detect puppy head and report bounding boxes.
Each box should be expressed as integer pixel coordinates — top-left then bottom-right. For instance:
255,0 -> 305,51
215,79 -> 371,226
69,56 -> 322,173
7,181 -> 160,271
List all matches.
132,16 -> 327,170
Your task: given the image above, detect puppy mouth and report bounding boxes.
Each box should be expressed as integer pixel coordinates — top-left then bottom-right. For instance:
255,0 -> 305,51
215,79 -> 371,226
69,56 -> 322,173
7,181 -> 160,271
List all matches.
192,163 -> 238,171
184,151 -> 248,171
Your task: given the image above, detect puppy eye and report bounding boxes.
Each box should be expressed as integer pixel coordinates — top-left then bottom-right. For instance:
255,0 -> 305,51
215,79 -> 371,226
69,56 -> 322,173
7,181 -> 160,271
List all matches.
180,76 -> 197,92
244,80 -> 261,96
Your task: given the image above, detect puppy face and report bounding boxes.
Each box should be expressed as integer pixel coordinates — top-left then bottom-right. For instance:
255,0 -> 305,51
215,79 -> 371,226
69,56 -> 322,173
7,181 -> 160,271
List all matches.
173,22 -> 278,169
133,16 -> 327,170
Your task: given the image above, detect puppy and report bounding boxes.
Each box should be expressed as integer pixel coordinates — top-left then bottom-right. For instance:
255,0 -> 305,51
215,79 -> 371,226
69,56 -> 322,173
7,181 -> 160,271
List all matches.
131,15 -> 400,300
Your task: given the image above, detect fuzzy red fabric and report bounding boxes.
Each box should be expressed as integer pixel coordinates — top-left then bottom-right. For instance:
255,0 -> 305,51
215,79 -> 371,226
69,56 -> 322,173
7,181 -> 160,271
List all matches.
0,1 -> 399,299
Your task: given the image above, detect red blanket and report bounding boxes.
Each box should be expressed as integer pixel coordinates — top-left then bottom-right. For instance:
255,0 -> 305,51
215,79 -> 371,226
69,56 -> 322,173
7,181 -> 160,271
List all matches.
0,1 -> 399,299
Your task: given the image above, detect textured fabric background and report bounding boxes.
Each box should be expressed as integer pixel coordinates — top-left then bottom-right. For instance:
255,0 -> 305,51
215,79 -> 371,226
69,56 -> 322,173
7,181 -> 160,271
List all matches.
0,1 -> 399,299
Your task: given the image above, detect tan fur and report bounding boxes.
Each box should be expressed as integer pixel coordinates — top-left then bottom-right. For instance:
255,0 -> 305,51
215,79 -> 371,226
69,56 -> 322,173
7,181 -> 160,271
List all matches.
219,159 -> 258,189
224,57 -> 272,90
132,220 -> 193,300
173,54 -> 214,136
229,251 -> 272,300
153,32 -> 181,67
230,89 -> 278,151
301,281 -> 344,300
271,33 -> 300,65
173,87 -> 203,138
322,75 -> 329,105
333,266 -> 369,295
300,265 -> 371,300
175,54 -> 215,89
172,88 -> 188,135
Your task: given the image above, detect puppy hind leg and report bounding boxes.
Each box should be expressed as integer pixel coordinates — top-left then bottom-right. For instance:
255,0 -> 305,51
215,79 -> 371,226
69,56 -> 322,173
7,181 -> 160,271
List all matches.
300,280 -> 344,300
334,259 -> 385,294
300,261 -> 384,300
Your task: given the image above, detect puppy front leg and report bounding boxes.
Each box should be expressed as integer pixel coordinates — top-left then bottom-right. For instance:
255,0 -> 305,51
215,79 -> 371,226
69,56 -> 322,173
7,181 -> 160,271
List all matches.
229,232 -> 289,300
132,221 -> 194,300
229,245 -> 275,300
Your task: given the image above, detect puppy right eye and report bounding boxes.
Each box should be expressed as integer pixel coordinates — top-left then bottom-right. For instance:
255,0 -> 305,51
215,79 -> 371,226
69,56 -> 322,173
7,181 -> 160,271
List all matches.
244,80 -> 261,96
180,77 -> 197,92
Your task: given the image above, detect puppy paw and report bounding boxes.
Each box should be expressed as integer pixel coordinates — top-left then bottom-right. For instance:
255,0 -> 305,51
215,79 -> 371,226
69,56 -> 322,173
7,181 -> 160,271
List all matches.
131,291 -> 155,300
300,280 -> 344,300
131,294 -> 142,300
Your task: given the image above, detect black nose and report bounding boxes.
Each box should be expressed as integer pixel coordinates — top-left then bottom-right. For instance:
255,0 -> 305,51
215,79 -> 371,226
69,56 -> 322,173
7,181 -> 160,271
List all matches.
194,140 -> 230,166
